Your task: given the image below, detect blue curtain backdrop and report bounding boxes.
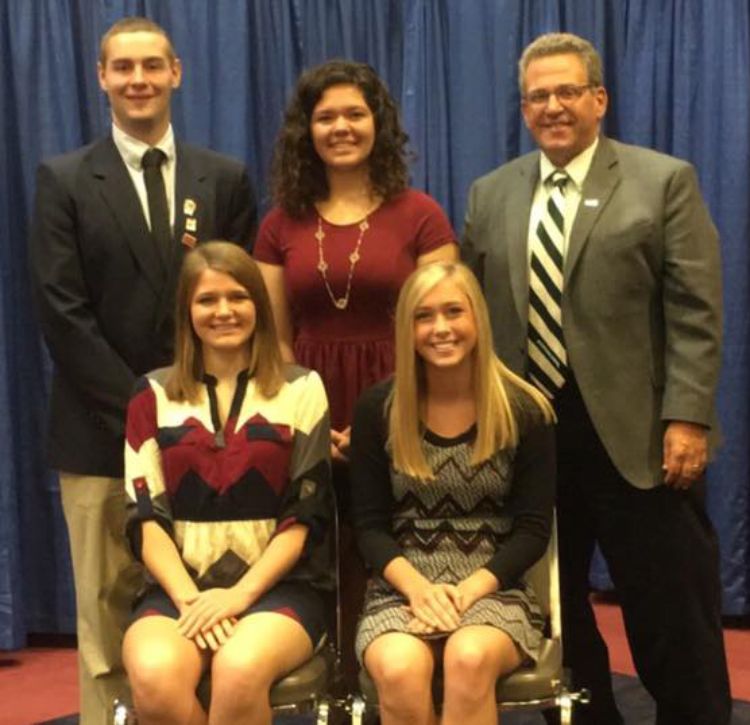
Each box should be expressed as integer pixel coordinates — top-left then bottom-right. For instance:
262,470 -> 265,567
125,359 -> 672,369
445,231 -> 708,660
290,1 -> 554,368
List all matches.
1,0 -> 748,649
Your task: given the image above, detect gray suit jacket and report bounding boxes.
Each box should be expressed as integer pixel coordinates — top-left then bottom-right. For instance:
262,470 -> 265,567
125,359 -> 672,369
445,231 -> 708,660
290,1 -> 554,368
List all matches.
30,136 -> 256,476
463,137 -> 722,488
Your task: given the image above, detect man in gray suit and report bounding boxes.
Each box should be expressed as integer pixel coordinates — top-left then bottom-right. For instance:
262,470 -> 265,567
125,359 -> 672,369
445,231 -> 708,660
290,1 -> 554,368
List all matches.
463,33 -> 730,724
30,17 -> 254,723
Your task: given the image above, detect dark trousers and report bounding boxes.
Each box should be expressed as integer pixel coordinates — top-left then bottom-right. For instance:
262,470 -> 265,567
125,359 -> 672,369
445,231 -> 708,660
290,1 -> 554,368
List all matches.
550,378 -> 731,725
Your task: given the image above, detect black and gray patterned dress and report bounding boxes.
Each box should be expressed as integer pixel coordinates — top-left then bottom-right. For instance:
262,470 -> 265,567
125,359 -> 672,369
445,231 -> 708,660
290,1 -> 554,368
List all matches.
350,380 -> 555,664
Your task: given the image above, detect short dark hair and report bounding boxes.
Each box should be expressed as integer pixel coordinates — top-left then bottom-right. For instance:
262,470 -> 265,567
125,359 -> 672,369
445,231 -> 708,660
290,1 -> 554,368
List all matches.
99,16 -> 176,65
271,59 -> 409,218
518,32 -> 603,93
166,242 -> 284,402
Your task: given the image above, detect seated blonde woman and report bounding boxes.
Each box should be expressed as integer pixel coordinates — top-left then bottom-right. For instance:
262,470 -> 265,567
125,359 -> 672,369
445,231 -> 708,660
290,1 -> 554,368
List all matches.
122,242 -> 331,724
350,262 -> 555,725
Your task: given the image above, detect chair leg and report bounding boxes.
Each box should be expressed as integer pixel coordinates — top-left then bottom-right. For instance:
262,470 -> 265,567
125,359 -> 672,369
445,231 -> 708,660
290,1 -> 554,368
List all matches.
559,692 -> 573,725
316,699 -> 330,725
113,699 -> 137,725
351,695 -> 366,725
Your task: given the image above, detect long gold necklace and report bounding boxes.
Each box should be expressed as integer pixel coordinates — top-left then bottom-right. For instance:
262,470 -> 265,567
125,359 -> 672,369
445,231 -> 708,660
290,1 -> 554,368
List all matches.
315,215 -> 369,310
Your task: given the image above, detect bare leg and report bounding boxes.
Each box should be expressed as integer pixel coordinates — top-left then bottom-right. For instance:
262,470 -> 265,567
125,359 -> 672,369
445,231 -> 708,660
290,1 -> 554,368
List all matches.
208,611 -> 313,725
442,626 -> 522,725
122,615 -> 206,725
364,632 -> 437,725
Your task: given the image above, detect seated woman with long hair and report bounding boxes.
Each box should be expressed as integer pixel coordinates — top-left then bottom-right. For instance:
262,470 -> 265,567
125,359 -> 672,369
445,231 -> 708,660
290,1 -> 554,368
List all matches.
121,242 -> 331,724
351,262 -> 555,725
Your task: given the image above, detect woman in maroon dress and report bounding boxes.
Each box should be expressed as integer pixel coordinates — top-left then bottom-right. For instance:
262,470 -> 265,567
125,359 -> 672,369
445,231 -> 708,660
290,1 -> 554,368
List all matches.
254,59 -> 457,684
254,59 -> 456,466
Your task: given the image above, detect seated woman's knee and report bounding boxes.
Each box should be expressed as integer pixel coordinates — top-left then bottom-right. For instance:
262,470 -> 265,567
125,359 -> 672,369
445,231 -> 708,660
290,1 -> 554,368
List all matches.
444,639 -> 497,697
368,647 -> 432,695
210,641 -> 275,698
125,642 -> 194,713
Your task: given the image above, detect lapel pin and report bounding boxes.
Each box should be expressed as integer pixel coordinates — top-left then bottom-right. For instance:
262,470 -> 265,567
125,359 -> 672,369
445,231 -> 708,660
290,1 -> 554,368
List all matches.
185,217 -> 197,232
181,232 -> 198,249
183,198 -> 197,216
583,198 -> 600,208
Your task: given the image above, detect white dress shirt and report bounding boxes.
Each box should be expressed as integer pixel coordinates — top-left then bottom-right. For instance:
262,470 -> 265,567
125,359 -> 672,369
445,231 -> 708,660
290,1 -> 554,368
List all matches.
111,123 -> 177,231
527,136 -> 599,262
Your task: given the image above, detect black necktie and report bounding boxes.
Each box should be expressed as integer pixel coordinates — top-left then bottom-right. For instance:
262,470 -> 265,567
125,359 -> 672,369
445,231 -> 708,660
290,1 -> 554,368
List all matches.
141,148 -> 171,264
528,169 -> 568,397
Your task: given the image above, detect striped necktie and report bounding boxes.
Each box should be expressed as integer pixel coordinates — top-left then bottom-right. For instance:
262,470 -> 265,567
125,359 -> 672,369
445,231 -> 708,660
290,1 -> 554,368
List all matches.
528,169 -> 568,398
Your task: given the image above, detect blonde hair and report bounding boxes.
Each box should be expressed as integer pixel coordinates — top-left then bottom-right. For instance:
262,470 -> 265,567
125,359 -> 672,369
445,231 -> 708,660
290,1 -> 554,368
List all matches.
165,242 -> 284,402
388,262 -> 554,480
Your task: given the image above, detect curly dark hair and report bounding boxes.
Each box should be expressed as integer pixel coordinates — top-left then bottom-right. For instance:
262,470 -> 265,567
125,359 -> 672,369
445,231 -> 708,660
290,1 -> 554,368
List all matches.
271,59 -> 409,218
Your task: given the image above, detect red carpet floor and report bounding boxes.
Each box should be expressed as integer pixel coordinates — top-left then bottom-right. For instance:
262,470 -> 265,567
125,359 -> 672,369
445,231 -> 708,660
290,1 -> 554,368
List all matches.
0,635 -> 77,725
593,598 -> 750,702
0,602 -> 748,724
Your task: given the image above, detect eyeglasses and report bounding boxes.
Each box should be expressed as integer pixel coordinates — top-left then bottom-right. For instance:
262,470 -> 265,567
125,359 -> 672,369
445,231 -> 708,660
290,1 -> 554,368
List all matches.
524,84 -> 594,107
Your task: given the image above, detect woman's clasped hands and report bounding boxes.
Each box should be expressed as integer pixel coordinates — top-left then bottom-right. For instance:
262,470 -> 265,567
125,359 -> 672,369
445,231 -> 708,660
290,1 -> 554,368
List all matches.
176,587 -> 252,651
405,575 -> 494,636
405,580 -> 463,635
330,426 -> 351,462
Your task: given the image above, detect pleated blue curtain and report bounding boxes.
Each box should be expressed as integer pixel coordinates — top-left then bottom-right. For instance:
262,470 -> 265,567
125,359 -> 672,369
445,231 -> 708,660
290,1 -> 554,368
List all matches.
1,0 -> 748,649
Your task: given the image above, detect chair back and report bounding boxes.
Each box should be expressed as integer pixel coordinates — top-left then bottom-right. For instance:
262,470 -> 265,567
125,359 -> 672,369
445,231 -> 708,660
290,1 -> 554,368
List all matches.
521,511 -> 561,639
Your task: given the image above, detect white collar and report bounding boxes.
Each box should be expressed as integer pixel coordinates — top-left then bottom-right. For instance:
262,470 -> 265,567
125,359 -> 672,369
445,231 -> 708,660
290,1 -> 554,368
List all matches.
111,123 -> 176,171
539,136 -> 599,190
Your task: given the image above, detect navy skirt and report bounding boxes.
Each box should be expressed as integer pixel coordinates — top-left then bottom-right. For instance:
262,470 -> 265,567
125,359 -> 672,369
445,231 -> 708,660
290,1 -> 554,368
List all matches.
130,579 -> 328,650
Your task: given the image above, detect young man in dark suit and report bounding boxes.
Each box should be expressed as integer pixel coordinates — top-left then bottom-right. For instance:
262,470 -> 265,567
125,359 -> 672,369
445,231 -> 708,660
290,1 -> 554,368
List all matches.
463,32 -> 730,725
29,17 -> 255,723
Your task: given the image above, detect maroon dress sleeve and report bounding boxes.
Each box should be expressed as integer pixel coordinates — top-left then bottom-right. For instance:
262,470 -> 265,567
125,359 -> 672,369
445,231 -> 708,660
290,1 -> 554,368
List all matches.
405,190 -> 456,256
253,206 -> 286,265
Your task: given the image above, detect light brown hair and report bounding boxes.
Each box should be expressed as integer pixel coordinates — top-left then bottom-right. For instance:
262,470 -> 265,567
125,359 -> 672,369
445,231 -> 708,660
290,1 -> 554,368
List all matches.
165,242 -> 284,402
99,16 -> 176,65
